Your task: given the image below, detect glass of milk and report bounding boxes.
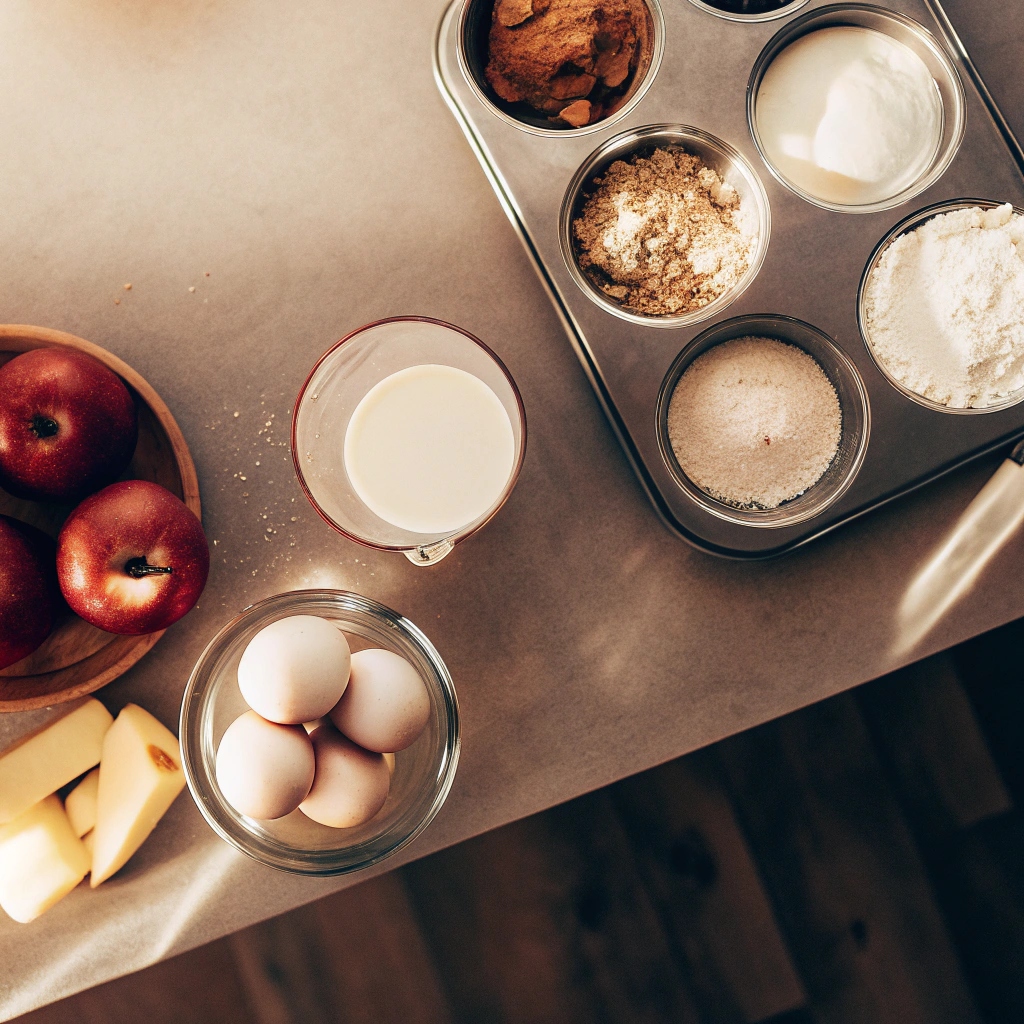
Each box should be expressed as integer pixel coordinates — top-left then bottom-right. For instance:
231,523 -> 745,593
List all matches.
293,318 -> 527,565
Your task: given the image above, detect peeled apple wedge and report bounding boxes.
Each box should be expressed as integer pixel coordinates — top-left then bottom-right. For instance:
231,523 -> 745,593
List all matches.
65,768 -> 100,838
0,699 -> 112,824
0,796 -> 90,923
90,704 -> 185,887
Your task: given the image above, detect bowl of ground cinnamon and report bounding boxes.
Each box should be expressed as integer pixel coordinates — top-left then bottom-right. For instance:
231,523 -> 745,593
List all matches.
656,314 -> 870,529
560,125 -> 771,326
457,0 -> 664,133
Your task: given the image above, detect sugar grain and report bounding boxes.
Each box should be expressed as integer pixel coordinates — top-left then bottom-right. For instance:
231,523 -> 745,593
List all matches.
863,203 -> 1024,408
667,336 -> 841,509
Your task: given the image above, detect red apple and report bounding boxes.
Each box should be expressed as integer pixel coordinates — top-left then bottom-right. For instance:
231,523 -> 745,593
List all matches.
57,480 -> 209,635
0,516 -> 61,669
0,348 -> 138,502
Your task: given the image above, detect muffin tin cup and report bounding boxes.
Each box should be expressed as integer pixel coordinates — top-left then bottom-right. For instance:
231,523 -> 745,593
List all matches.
559,125 -> 772,328
657,315 -> 870,528
180,590 -> 460,876
747,3 -> 967,215
858,198 -> 1024,415
687,0 -> 810,24
292,317 -> 527,567
457,0 -> 666,137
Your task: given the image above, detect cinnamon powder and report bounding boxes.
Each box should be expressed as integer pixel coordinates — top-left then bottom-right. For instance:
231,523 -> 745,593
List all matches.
485,0 -> 650,127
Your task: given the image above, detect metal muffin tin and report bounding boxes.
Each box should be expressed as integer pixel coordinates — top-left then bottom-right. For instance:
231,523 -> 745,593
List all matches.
559,124 -> 773,328
434,0 -> 1024,557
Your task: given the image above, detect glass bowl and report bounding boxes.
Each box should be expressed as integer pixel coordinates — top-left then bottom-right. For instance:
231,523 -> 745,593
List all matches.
747,4 -> 966,214
560,124 -> 771,329
292,317 -> 526,566
656,314 -> 870,528
456,0 -> 665,137
687,0 -> 809,23
179,590 -> 460,876
859,198 -> 1024,414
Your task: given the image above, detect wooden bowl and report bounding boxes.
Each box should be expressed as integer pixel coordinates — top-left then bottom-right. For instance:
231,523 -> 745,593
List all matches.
0,325 -> 201,713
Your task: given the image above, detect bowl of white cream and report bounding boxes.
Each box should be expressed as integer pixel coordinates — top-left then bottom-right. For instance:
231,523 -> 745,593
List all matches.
748,4 -> 965,213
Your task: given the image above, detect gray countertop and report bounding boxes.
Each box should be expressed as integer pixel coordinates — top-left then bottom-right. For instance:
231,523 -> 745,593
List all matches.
0,0 -> 1021,1017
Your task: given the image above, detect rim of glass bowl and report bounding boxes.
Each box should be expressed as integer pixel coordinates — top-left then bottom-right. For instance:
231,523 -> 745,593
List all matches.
747,3 -> 967,215
559,124 -> 772,329
179,589 -> 461,876
656,314 -> 871,528
687,0 -> 810,24
456,0 -> 666,138
858,198 -> 1024,415
291,316 -> 528,556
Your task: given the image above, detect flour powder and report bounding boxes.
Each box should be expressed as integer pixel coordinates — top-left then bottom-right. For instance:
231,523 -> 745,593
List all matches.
863,203 -> 1024,408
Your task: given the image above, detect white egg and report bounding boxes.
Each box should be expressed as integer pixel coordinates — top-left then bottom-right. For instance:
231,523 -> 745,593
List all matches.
216,711 -> 315,820
299,725 -> 390,828
329,648 -> 430,753
238,615 -> 351,724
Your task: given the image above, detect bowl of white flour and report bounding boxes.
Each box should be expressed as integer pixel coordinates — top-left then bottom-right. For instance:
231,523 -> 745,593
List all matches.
860,200 -> 1024,412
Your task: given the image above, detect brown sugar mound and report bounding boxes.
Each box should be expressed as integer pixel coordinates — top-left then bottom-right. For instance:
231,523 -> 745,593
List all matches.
572,148 -> 757,316
485,0 -> 650,127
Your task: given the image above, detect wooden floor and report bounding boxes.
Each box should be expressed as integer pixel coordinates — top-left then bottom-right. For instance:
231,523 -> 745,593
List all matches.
20,617 -> 1024,1024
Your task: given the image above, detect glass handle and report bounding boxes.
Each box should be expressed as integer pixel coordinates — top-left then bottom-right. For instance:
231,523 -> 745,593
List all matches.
405,538 -> 455,566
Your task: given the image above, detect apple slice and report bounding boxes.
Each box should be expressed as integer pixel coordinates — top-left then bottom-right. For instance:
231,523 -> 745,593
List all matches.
0,699 -> 113,824
90,704 -> 186,887
65,768 -> 100,838
0,796 -> 90,923
82,830 -> 95,858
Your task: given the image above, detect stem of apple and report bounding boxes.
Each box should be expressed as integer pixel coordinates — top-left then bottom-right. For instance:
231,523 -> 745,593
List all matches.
125,557 -> 173,579
30,415 -> 59,439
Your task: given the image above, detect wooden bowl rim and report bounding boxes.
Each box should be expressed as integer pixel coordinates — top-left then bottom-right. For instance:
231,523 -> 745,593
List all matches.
0,325 -> 201,713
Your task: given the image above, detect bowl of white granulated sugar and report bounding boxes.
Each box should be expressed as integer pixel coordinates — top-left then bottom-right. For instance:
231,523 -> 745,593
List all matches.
860,200 -> 1024,412
657,315 -> 870,528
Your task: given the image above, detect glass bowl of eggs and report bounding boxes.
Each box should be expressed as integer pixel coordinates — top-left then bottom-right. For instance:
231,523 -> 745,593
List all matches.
179,589 -> 460,875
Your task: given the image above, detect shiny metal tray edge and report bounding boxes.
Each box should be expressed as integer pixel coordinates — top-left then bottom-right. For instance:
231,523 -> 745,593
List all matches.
434,0 -> 1024,559
923,0 -> 1024,178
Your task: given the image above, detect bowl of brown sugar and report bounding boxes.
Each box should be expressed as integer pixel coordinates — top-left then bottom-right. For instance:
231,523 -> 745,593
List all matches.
560,125 -> 771,326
